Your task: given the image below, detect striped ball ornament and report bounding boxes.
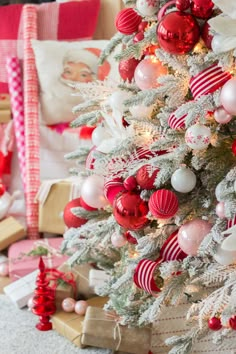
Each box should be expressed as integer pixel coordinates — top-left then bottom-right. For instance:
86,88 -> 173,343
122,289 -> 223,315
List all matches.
168,111 -> 186,130
104,177 -> 126,205
115,8 -> 142,35
148,189 -> 179,219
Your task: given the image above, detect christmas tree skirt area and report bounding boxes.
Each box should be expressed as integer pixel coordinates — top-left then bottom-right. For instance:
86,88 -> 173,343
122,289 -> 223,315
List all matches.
0,294 -> 111,354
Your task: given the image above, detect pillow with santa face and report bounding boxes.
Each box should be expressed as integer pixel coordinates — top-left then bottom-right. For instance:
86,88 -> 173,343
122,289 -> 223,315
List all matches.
32,39 -> 118,125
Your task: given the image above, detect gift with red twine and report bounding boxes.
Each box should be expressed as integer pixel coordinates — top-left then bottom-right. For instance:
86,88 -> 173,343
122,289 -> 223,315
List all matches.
133,230 -> 187,295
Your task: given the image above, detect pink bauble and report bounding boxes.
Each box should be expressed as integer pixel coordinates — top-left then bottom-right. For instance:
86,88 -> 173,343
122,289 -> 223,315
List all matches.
134,58 -> 168,90
216,202 -> 225,219
74,300 -> 88,315
220,78 -> 236,115
178,219 -> 212,256
111,232 -> 127,247
80,175 -> 108,209
214,107 -> 232,124
0,262 -> 9,276
27,296 -> 34,310
62,297 -> 76,312
104,177 -> 126,205
149,189 -> 178,219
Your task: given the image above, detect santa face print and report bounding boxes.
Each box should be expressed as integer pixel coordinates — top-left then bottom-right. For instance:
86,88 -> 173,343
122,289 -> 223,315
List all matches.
61,61 -> 95,83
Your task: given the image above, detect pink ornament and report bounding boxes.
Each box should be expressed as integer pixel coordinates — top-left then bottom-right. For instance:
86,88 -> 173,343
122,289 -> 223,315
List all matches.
27,296 -> 34,310
104,177 -> 126,205
62,297 -> 76,312
214,107 -> 232,124
74,300 -> 88,316
148,189 -> 179,219
0,262 -> 9,276
134,58 -> 168,90
111,232 -> 127,248
220,78 -> 236,115
80,175 -> 108,209
178,219 -> 212,256
216,202 -> 225,219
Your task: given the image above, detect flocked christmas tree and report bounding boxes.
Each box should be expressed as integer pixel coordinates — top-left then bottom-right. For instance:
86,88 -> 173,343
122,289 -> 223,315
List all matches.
61,0 -> 236,352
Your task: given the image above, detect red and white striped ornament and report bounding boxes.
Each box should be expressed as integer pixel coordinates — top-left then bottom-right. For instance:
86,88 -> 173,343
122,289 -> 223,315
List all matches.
189,63 -> 232,99
129,146 -> 166,163
115,8 -> 142,35
104,177 -> 126,205
133,230 -> 187,294
168,111 -> 186,130
227,215 -> 236,229
148,189 -> 179,219
85,146 -> 101,170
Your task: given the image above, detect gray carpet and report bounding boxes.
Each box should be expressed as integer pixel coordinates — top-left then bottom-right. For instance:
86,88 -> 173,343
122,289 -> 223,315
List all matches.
0,294 -> 111,354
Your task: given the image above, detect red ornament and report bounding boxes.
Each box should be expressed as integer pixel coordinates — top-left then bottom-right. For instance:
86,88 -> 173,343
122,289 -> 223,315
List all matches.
208,317 -> 222,331
79,126 -> 96,140
157,11 -> 200,55
148,189 -> 179,219
115,8 -> 142,35
201,22 -> 213,49
168,110 -> 186,130
122,117 -> 130,127
133,31 -> 144,43
175,0 -> 190,11
32,257 -> 56,331
136,164 -> 159,190
0,183 -> 6,197
79,196 -> 97,211
138,21 -> 149,32
119,58 -> 141,82
124,231 -> 138,244
190,0 -> 214,19
124,176 -> 137,191
104,177 -> 126,205
232,140 -> 236,156
63,198 -> 87,228
113,190 -> 150,230
229,316 -> 236,330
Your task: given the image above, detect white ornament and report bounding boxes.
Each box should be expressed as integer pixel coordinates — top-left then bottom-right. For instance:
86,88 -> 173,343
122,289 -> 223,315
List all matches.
129,104 -> 154,118
221,225 -> 236,251
109,91 -> 132,114
80,175 -> 108,209
171,166 -> 197,193
111,232 -> 127,248
136,0 -> 159,17
185,124 -> 211,150
91,126 -> 112,147
214,244 -> 236,266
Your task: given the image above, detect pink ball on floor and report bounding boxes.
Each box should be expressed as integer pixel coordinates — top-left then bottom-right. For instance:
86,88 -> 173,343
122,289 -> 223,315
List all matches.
74,300 -> 88,315
27,296 -> 34,310
0,262 -> 9,277
62,298 -> 76,313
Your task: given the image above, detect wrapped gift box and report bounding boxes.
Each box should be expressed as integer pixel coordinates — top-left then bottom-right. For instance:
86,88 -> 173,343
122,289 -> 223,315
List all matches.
8,238 -> 68,281
0,217 -> 26,251
36,178 -> 82,234
81,307 -> 152,354
89,269 -> 111,291
0,94 -> 11,123
52,296 -> 108,348
0,110 -> 11,123
3,269 -> 38,308
58,262 -> 95,300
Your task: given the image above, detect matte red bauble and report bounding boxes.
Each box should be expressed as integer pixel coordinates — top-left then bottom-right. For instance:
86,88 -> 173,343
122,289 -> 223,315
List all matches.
229,316 -> 236,330
115,8 -> 142,35
175,0 -> 190,11
157,11 -> 200,55
124,231 -> 138,244
63,198 -> 87,228
119,58 -> 141,82
138,21 -> 148,32
148,189 -> 178,219
208,317 -> 222,331
136,164 -> 159,190
201,22 -> 213,49
190,0 -> 213,19
232,140 -> 236,156
113,190 -> 149,230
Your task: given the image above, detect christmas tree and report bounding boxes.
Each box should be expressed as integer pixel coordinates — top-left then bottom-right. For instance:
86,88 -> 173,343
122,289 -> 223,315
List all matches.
62,0 -> 236,351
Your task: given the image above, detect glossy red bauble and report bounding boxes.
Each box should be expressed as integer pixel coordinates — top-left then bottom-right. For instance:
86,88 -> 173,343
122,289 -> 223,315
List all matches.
190,0 -> 214,19
115,8 -> 142,35
123,176 -> 137,191
175,0 -> 190,11
63,198 -> 87,228
229,316 -> 236,330
201,22 -> 213,49
138,21 -> 149,32
124,231 -> 138,244
157,11 -> 200,55
208,317 -> 222,331
119,58 -> 141,82
113,190 -> 149,230
232,140 -> 236,156
148,189 -> 178,219
136,164 -> 159,190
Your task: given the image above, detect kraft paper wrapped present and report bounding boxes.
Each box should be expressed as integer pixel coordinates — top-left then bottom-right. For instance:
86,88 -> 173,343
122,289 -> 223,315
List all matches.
81,307 -> 152,354
89,269 -> 111,292
0,94 -> 11,123
8,238 -> 68,281
52,296 -> 108,349
36,177 -> 82,234
3,269 -> 38,308
0,109 -> 11,123
58,262 -> 95,299
0,217 -> 26,251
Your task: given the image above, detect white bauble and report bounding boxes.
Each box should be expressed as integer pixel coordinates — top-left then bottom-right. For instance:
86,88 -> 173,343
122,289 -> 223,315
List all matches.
129,104 -> 154,118
111,232 -> 127,248
214,244 -> 236,266
221,233 -> 236,252
215,183 -> 222,201
136,0 -> 159,17
185,124 -> 211,150
171,167 -> 196,193
109,91 -> 131,114
80,175 -> 108,209
91,126 -> 112,147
